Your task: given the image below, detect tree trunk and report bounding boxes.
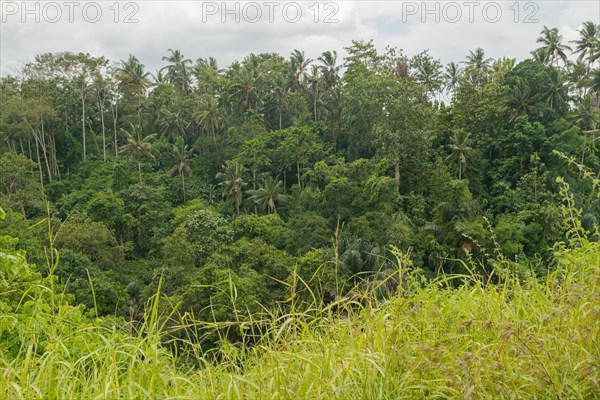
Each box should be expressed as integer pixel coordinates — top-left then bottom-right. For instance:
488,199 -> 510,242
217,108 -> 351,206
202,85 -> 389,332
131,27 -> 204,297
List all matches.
34,132 -> 44,191
138,162 -> 143,183
313,88 -> 318,122
181,172 -> 186,202
99,98 -> 106,162
111,101 -> 119,158
81,89 -> 86,161
394,162 -> 400,193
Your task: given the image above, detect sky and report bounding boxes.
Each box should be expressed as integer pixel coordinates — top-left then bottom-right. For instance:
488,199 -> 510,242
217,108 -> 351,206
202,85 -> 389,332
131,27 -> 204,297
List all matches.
0,0 -> 599,76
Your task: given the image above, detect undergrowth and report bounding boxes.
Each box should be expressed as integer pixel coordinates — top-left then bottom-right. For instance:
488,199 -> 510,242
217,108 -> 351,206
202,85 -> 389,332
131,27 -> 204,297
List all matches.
1,175 -> 599,399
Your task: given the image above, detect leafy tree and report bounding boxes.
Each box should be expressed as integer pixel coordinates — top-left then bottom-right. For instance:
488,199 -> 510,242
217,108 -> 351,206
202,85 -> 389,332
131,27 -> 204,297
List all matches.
119,124 -> 157,182
446,129 -> 473,180
536,26 -> 571,66
217,160 -> 247,214
161,49 -> 192,93
167,136 -> 193,201
246,175 -> 287,214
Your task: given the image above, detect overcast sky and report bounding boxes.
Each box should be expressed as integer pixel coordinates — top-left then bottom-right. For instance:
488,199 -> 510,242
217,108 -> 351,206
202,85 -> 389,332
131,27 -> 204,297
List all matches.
1,1 -> 599,76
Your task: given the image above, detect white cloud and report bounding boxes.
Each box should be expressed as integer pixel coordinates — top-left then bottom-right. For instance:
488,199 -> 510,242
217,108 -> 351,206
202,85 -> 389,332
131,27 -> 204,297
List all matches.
1,0 -> 598,75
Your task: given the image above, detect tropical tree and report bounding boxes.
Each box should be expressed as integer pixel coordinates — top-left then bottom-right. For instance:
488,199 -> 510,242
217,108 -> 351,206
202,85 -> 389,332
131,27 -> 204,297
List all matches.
119,124 -> 156,182
307,65 -> 323,121
444,62 -> 462,95
216,160 -> 246,214
463,48 -> 492,87
544,68 -> 569,109
161,49 -> 192,92
289,49 -> 312,92
318,50 -> 341,90
167,136 -> 193,201
446,129 -> 473,180
464,48 -> 492,72
116,55 -> 152,123
193,95 -> 226,145
246,175 -> 287,214
571,21 -> 600,68
536,26 -> 571,66
410,51 -> 443,98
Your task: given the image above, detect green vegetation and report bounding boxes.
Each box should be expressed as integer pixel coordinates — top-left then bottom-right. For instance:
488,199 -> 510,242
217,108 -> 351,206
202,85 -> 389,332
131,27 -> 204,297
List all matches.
1,24 -> 600,398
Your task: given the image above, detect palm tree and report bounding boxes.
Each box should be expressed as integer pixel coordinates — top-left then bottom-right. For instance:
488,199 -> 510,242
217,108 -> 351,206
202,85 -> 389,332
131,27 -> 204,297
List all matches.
307,65 -> 322,121
443,62 -> 462,95
119,123 -> 156,182
246,175 -> 287,214
216,160 -> 246,214
289,49 -> 312,92
536,26 -> 571,66
544,68 -> 569,109
193,95 -> 226,145
157,107 -> 190,142
571,21 -> 600,68
463,48 -> 492,88
161,49 -> 192,93
464,48 -> 492,72
506,78 -> 541,122
591,68 -> 600,96
571,95 -> 600,131
531,48 -> 551,66
230,68 -> 259,111
116,55 -> 152,122
446,129 -> 473,180
318,50 -> 341,90
271,75 -> 290,129
167,136 -> 193,201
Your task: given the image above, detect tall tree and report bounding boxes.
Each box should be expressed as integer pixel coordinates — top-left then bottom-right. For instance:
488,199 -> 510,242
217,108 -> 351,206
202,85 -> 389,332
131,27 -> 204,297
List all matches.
446,129 -> 473,180
119,124 -> 156,182
116,55 -> 152,124
246,175 -> 287,214
318,50 -> 341,90
161,49 -> 192,93
216,160 -> 246,214
167,136 -> 193,201
536,26 -> 571,66
571,21 -> 600,69
193,95 -> 226,145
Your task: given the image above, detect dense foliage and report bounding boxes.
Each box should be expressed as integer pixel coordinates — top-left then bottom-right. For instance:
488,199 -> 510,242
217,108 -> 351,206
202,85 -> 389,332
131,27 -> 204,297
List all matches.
1,24 -> 599,342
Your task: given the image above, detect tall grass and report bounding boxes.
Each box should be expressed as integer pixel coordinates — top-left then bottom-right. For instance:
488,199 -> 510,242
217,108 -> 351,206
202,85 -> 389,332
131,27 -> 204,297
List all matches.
1,232 -> 598,399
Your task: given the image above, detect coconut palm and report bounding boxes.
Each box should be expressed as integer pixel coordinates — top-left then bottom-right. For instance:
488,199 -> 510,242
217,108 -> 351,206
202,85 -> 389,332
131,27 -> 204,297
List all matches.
157,107 -> 190,142
464,48 -> 492,72
119,123 -> 156,182
161,49 -> 192,93
246,175 -> 287,214
591,67 -> 600,95
116,55 -> 152,99
544,68 -> 569,109
531,48 -> 551,66
193,95 -> 226,145
571,21 -> 600,68
506,78 -> 542,122
443,62 -> 462,95
167,136 -> 193,201
289,49 -> 312,92
307,65 -> 323,121
318,50 -> 341,89
536,26 -> 571,66
446,129 -> 473,180
216,160 -> 246,214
